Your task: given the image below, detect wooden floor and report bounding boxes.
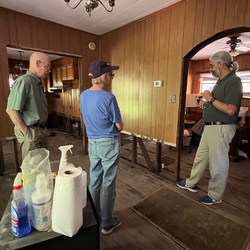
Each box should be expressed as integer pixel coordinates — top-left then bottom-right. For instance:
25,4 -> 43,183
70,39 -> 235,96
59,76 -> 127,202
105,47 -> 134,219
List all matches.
1,129 -> 250,249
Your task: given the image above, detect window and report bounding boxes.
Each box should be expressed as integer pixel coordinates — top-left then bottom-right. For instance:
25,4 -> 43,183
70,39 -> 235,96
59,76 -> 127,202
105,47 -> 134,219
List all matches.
199,73 -> 216,92
236,71 -> 250,93
9,74 -> 15,89
200,71 -> 250,97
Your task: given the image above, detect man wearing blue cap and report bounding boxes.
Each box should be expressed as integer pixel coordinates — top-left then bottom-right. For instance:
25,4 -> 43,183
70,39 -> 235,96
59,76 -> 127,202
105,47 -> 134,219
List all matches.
80,61 -> 123,235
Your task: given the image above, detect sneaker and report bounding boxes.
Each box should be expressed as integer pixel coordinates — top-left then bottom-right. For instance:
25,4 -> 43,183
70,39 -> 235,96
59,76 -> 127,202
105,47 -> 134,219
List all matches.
176,180 -> 198,193
101,217 -> 122,235
199,195 -> 222,205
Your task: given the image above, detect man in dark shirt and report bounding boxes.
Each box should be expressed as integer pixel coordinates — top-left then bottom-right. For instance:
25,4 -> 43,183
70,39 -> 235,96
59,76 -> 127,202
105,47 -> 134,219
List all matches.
177,51 -> 242,205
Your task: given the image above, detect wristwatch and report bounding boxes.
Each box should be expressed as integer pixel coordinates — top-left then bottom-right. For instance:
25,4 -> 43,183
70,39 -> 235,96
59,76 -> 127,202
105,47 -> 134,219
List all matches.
210,97 -> 216,104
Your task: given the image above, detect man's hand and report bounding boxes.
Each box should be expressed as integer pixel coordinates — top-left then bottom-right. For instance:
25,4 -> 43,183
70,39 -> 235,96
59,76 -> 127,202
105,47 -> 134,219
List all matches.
202,90 -> 213,102
6,109 -> 28,134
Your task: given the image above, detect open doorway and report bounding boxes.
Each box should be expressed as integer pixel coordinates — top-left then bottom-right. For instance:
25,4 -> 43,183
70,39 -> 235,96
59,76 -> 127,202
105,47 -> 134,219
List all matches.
176,27 -> 250,181
6,45 -> 83,137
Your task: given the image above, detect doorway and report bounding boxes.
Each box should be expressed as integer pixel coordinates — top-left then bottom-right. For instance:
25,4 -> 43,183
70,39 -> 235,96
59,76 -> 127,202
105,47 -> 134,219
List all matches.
176,26 -> 250,180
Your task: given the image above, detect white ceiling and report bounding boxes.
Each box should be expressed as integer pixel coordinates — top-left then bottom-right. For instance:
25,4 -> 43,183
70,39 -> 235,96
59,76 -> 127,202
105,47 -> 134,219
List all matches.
194,33 -> 250,60
0,0 -> 181,35
2,0 -> 250,61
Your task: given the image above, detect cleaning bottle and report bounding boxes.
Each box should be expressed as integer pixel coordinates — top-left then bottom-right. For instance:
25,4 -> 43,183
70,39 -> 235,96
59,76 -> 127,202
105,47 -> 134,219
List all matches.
58,145 -> 75,170
11,172 -> 31,238
31,173 -> 53,231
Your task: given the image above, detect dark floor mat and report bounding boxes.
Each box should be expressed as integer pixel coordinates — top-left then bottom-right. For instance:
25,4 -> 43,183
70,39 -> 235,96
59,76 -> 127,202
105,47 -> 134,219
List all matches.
134,187 -> 250,250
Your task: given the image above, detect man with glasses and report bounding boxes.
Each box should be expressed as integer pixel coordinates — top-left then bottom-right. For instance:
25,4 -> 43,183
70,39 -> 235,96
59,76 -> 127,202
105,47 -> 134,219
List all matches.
80,61 -> 123,235
6,52 -> 51,160
177,51 -> 242,206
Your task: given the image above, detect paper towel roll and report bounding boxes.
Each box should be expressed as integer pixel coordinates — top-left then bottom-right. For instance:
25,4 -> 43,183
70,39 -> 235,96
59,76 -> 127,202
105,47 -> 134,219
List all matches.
52,167 -> 83,237
78,167 -> 87,208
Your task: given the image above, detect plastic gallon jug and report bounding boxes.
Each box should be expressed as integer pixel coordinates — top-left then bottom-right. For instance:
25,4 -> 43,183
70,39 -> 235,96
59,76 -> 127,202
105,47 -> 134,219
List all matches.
31,173 -> 53,231
11,173 -> 31,238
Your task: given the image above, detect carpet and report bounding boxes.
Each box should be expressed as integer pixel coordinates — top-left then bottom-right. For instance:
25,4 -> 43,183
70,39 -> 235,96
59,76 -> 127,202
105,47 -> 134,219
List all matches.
134,187 -> 250,250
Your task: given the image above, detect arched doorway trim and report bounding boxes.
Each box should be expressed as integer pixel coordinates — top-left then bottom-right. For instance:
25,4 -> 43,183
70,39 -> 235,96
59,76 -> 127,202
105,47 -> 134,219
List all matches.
176,26 -> 250,181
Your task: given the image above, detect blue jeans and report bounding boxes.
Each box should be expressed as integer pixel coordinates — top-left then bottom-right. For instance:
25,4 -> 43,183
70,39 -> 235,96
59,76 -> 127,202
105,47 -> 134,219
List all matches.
88,136 -> 120,228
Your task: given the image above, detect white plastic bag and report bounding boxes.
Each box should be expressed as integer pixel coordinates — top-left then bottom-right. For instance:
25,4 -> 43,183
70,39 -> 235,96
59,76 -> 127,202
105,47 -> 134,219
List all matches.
21,148 -> 53,231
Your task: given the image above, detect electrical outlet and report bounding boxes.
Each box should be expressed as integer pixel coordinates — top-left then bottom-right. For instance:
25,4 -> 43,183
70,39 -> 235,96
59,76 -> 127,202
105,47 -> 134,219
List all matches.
154,80 -> 162,87
170,94 -> 176,103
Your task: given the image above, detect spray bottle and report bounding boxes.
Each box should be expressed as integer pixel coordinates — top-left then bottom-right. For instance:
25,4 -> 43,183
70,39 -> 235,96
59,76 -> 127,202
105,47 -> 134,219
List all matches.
31,173 -> 53,231
58,145 -> 75,170
11,172 -> 31,238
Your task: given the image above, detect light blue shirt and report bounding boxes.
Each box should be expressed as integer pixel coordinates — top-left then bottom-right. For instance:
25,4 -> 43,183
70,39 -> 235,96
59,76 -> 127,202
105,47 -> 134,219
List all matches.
80,89 -> 122,139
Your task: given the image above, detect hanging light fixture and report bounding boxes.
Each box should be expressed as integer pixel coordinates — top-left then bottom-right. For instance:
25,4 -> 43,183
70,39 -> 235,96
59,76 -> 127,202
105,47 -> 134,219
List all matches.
227,37 -> 241,57
14,51 -> 28,72
229,42 -> 240,57
64,0 -> 115,17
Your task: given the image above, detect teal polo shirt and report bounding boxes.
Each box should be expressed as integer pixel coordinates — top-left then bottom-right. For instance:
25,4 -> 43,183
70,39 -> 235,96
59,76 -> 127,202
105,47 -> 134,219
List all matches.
7,71 -> 48,126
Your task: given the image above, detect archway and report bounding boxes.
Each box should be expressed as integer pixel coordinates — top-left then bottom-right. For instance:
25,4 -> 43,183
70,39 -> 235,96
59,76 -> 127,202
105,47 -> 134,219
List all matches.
176,26 -> 250,181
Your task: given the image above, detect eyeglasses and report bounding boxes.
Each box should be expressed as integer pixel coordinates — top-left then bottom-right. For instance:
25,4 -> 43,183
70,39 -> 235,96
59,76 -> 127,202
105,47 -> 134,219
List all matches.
40,61 -> 51,71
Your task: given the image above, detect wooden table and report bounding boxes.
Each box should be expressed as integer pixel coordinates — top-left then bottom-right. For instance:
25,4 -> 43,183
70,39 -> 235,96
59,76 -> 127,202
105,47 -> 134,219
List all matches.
0,189 -> 100,250
184,120 -> 196,128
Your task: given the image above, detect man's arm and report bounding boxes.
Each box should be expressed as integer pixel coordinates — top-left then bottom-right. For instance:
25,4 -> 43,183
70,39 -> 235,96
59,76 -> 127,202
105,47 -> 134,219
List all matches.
202,90 -> 238,116
115,121 -> 124,131
6,109 -> 28,135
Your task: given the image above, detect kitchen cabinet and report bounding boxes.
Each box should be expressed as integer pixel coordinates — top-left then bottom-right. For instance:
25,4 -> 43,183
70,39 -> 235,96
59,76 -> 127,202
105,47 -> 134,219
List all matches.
50,58 -> 78,90
61,63 -> 74,81
52,67 -> 63,87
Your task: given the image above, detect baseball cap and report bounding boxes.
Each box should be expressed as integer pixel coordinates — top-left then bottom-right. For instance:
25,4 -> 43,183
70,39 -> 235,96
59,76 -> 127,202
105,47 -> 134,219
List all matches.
89,61 -> 119,79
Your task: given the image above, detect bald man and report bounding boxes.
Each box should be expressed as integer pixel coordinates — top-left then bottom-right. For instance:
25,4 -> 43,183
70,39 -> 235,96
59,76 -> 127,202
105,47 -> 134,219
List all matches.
6,52 -> 51,160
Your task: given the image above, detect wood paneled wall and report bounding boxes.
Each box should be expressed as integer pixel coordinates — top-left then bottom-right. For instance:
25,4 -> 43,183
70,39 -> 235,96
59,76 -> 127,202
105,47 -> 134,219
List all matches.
1,0 -> 250,146
0,7 -> 99,137
100,0 -> 250,145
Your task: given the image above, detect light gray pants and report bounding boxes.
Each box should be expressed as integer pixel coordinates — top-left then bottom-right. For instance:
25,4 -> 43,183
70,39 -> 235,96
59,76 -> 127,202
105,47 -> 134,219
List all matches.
186,124 -> 236,200
14,126 -> 48,161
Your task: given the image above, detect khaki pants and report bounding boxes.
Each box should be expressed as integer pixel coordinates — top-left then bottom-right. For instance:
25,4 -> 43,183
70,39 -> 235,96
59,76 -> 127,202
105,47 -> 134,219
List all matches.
14,126 -> 48,161
186,124 -> 236,200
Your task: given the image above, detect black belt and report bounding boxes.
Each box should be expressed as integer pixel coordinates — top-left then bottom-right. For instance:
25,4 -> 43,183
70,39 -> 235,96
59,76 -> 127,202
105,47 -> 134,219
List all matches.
30,123 -> 46,128
205,122 -> 231,125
